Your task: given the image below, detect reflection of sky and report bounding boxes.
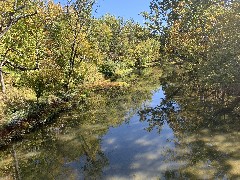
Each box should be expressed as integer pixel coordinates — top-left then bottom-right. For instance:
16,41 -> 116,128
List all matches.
62,86 -> 240,179
150,87 -> 165,107
99,88 -> 183,179
140,87 -> 165,109
64,88 -> 185,179
101,115 -> 180,179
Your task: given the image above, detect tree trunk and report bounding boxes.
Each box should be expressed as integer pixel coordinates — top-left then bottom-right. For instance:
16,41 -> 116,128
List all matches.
12,145 -> 21,180
0,67 -> 6,93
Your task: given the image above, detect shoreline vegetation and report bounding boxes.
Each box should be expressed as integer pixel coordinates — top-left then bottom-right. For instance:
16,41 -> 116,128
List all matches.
0,67 -> 162,147
0,0 -> 239,147
0,0 -> 160,130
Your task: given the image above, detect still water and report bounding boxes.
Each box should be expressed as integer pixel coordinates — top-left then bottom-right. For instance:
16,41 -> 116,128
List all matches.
0,73 -> 239,179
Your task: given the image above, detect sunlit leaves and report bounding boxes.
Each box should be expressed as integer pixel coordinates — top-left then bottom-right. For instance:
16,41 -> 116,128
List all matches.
0,0 -> 162,119
145,0 -> 240,88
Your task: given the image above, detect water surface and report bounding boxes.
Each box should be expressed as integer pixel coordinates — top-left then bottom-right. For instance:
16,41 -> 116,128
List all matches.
0,73 -> 239,179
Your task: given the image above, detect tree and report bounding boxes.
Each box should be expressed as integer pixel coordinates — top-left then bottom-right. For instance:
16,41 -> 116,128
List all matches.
0,0 -> 37,39
0,0 -> 37,93
144,0 -> 240,88
46,0 -> 103,92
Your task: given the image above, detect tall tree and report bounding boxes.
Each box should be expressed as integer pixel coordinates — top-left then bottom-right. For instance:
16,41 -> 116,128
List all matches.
144,0 -> 240,86
0,0 -> 37,93
46,0 -> 101,92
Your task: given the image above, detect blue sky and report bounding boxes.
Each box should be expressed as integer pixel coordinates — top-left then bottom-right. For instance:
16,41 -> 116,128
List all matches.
54,0 -> 151,24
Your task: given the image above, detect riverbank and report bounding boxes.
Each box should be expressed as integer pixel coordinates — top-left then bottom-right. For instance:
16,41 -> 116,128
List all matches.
0,68 -> 162,147
0,81 -> 128,147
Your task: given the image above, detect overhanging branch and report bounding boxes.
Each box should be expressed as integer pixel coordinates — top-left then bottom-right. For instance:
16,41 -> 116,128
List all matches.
4,59 -> 39,71
0,3 -> 37,39
14,11 -> 37,24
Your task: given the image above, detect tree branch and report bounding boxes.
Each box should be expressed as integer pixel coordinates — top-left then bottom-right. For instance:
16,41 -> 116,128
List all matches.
14,11 -> 37,23
0,69 -> 10,75
0,2 -> 37,39
4,59 -> 39,71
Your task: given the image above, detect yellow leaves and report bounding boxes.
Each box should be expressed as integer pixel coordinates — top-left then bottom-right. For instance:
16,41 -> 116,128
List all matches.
1,0 -> 163,96
45,0 -> 62,20
0,0 -> 15,12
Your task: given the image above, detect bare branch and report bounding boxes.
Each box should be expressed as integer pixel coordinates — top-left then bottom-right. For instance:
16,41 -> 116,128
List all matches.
0,22 -> 13,39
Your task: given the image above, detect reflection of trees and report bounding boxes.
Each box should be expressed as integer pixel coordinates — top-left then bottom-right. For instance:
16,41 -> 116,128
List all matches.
19,127 -> 109,179
0,68 -> 162,179
12,145 -> 21,180
138,74 -> 240,178
140,71 -> 239,130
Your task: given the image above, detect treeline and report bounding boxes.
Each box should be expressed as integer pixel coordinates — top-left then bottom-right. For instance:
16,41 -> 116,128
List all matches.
0,0 -> 160,100
1,0 -> 239,123
143,0 -> 240,87
142,0 -> 240,123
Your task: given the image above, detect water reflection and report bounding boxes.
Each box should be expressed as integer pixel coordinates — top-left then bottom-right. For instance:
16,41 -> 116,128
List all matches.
102,118 -> 177,179
0,68 -> 239,179
138,78 -> 240,179
0,69 -> 162,179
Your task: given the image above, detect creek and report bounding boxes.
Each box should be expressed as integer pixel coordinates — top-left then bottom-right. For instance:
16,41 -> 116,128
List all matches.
0,69 -> 239,179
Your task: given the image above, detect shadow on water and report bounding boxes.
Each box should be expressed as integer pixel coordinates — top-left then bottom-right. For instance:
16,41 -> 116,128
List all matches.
0,68 -> 239,179
137,77 -> 240,179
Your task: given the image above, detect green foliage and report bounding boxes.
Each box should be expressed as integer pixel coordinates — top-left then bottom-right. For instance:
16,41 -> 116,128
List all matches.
0,0 -> 160,123
145,0 -> 240,87
98,61 -> 116,79
90,14 -> 161,79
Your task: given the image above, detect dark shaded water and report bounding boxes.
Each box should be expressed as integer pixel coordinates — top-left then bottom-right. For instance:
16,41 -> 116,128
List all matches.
0,70 -> 239,179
